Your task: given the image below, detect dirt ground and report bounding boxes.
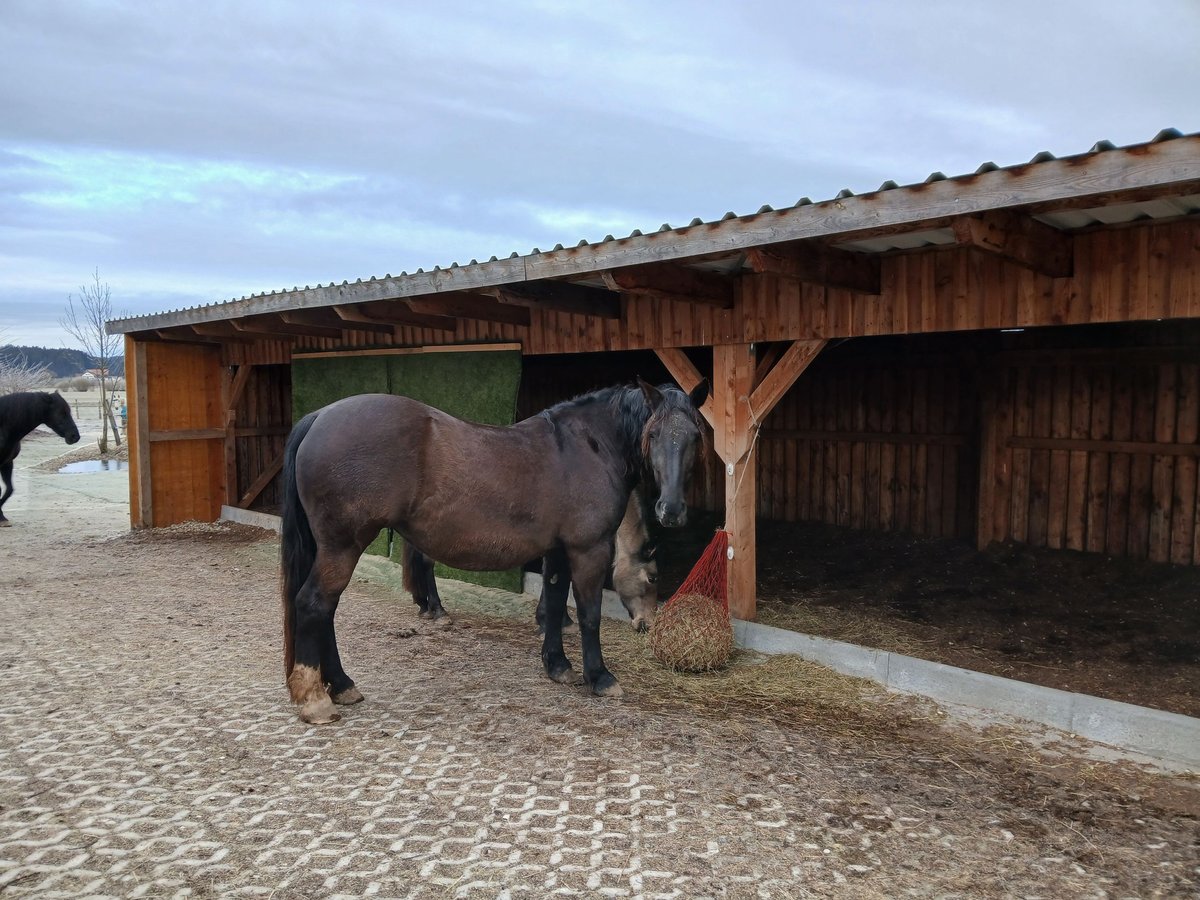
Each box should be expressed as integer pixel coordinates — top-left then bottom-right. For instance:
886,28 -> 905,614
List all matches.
651,511 -> 1200,720
1,428 -> 1199,896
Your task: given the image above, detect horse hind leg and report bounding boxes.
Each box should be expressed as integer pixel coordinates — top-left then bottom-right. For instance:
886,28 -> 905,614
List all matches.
0,460 -> 13,525
289,546 -> 359,724
321,615 -> 364,706
418,554 -> 453,625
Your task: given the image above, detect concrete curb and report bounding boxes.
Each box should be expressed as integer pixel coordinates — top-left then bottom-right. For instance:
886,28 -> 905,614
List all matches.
221,505 -> 282,533
219,510 -> 1199,771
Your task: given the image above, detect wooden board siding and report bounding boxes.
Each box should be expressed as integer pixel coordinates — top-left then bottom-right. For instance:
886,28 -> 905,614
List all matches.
218,218 -> 1199,368
983,356 -> 1200,563
757,353 -> 978,540
232,364 -> 291,512
134,341 -> 226,527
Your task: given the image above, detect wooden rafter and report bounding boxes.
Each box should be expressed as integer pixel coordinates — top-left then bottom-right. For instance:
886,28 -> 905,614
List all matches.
283,308 -> 392,334
335,301 -> 458,332
232,315 -> 338,339
406,291 -> 531,327
952,209 -> 1073,277
746,243 -> 881,295
603,262 -> 735,308
485,281 -> 621,319
189,321 -> 255,341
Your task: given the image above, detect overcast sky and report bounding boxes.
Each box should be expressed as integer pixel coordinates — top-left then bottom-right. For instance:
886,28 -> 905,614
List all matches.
1,0 -> 1197,348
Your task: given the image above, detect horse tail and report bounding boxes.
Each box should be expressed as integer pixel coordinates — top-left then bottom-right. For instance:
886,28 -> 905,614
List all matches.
280,411 -> 320,681
401,540 -> 418,597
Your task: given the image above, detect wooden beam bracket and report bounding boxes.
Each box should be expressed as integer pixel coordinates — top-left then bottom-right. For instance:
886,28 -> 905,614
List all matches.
952,209 -> 1073,277
747,244 -> 881,295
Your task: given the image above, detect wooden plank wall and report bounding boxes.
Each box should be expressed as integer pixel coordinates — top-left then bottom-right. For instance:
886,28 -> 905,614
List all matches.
233,364 -> 292,512
980,350 -> 1200,563
144,341 -> 225,526
221,218 -> 1198,368
756,350 -> 978,539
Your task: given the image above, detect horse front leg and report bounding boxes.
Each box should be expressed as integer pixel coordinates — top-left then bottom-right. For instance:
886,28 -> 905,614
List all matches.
289,547 -> 358,724
568,544 -> 621,698
540,546 -> 582,685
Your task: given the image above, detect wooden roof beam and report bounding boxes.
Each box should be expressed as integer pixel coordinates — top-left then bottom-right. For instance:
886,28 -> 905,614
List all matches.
282,308 -> 394,335
406,291 -> 531,327
603,262 -> 735,308
189,321 -> 256,342
145,329 -> 221,344
232,315 -> 338,339
746,243 -> 881,295
333,302 -> 457,332
952,209 -> 1073,277
484,281 -> 621,319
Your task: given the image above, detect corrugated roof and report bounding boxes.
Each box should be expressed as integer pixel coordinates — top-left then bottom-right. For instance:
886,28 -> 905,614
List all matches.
109,128 -> 1200,334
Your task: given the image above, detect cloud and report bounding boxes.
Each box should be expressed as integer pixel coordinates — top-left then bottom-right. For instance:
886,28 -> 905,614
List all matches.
0,0 -> 1197,345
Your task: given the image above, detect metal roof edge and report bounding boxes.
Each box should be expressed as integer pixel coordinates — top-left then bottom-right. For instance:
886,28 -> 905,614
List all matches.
108,131 -> 1200,335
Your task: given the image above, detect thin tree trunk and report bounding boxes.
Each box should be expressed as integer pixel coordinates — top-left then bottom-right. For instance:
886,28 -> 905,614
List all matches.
99,376 -> 110,453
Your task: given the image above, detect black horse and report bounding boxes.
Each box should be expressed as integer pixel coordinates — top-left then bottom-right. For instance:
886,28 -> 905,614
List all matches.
0,391 -> 82,526
280,379 -> 708,724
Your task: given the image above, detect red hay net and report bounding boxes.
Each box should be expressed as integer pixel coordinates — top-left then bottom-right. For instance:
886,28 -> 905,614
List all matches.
666,530 -> 730,612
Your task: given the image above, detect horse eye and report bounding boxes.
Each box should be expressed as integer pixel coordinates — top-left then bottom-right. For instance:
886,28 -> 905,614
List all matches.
647,575 -> 657,584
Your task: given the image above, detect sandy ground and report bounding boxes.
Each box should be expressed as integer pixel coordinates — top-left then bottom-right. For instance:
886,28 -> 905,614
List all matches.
1,424 -> 1198,897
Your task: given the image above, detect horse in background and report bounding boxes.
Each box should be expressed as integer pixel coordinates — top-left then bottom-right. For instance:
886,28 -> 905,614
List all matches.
279,379 -> 708,724
0,391 -> 81,526
405,487 -> 660,633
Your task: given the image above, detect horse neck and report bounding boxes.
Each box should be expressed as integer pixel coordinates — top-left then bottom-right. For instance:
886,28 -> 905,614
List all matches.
0,393 -> 46,440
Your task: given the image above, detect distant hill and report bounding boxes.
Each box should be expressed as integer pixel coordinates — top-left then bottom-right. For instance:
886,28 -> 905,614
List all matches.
0,345 -> 125,378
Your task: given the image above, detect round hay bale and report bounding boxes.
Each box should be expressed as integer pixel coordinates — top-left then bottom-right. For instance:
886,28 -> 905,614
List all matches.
649,592 -> 733,672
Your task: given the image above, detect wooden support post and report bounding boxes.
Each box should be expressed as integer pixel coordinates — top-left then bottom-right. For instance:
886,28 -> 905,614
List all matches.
126,336 -> 153,528
713,344 -> 757,620
711,340 -> 827,620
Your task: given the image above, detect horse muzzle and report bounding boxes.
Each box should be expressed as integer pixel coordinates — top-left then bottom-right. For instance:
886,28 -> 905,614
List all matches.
66,432 -> 80,445
655,498 -> 688,528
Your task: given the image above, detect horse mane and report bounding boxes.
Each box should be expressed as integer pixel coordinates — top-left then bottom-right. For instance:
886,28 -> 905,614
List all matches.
538,382 -> 706,480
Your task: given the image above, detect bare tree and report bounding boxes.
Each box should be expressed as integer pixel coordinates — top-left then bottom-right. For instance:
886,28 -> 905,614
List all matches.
61,270 -> 123,452
0,331 -> 53,394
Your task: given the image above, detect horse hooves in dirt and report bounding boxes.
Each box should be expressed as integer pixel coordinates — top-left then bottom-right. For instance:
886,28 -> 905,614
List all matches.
300,698 -> 342,724
332,686 -> 365,705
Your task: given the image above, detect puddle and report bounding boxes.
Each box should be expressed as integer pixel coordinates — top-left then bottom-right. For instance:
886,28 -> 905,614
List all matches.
57,459 -> 130,474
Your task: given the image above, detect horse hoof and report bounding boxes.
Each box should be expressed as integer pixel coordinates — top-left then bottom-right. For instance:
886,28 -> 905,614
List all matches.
299,698 -> 341,724
592,675 -> 624,698
550,666 -> 583,686
433,615 -> 454,627
332,686 -> 364,705
0,520 -> 11,528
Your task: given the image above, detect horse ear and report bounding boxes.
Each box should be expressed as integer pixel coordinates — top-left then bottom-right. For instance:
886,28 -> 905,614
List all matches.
688,378 -> 709,409
637,377 -> 663,409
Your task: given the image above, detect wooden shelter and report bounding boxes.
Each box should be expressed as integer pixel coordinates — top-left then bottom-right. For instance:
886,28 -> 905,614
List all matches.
108,130 -> 1200,620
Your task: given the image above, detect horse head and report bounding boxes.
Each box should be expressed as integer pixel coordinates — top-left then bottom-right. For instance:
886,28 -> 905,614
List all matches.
638,378 -> 708,528
45,392 -> 81,444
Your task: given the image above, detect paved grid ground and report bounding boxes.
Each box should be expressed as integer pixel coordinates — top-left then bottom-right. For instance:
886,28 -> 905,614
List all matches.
1,440 -> 1198,898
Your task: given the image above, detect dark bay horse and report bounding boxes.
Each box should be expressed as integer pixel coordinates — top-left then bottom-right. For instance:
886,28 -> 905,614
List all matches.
404,486 -> 660,632
280,379 -> 708,724
0,391 -> 81,526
